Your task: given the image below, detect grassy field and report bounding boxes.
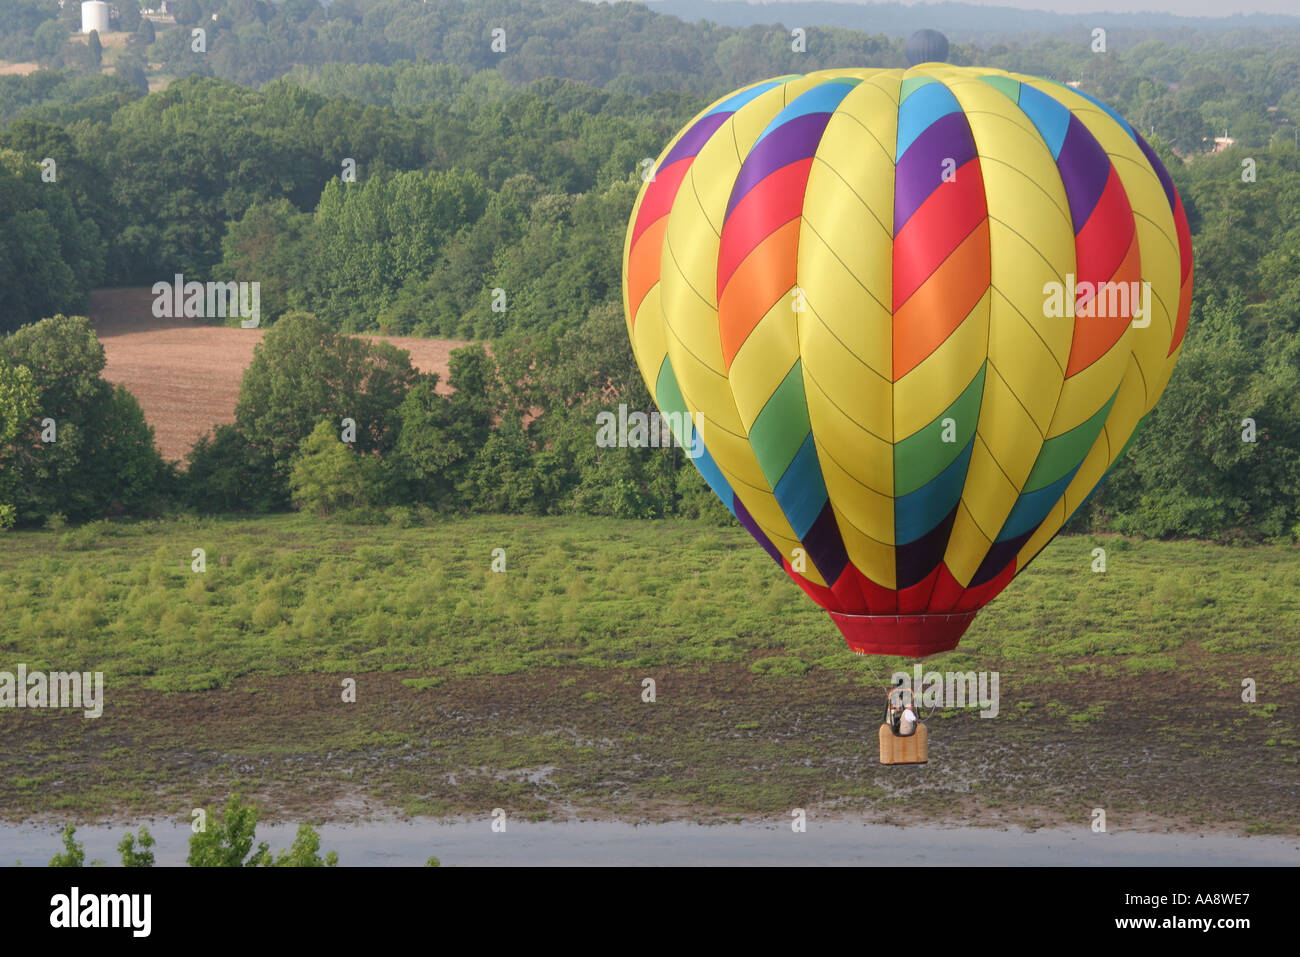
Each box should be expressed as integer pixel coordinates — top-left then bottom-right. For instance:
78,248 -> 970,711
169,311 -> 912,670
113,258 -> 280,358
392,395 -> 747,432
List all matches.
0,512 -> 1297,832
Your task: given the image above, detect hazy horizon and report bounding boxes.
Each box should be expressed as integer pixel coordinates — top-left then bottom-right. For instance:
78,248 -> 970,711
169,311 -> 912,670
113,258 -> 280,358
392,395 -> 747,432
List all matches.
639,0 -> 1300,19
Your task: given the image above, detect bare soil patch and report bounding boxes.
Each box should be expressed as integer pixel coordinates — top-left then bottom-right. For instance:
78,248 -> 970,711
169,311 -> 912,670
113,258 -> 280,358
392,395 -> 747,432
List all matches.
89,288 -> 471,463
1,661 -> 1294,834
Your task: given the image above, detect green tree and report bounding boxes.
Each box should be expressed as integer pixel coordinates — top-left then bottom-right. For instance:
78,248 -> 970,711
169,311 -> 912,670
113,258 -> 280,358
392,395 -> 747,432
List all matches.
101,77 -> 316,282
288,419 -> 388,514
462,417 -> 539,513
304,168 -> 487,330
233,312 -> 419,505
118,827 -> 156,867
0,315 -> 168,525
271,825 -> 339,867
0,150 -> 104,333
0,119 -> 123,281
0,357 -> 38,529
32,19 -> 69,62
279,0 -> 320,24
87,30 -> 102,67
117,2 -> 143,33
188,796 -> 337,866
48,824 -> 86,867
391,345 -> 499,509
187,796 -> 272,867
1095,291 -> 1299,540
171,0 -> 202,27
185,423 -> 279,513
216,198 -> 312,324
115,56 -> 150,95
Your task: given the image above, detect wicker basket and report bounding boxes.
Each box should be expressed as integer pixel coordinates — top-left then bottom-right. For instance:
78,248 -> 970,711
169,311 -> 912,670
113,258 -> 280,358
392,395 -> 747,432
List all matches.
878,721 -> 928,765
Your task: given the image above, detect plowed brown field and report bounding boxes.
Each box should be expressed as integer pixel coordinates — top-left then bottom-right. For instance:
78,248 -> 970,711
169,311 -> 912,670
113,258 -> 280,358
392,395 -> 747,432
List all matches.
90,288 -> 469,464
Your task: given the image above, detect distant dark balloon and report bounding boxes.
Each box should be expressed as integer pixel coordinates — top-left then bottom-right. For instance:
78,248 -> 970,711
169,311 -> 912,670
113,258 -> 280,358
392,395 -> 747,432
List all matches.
905,29 -> 949,65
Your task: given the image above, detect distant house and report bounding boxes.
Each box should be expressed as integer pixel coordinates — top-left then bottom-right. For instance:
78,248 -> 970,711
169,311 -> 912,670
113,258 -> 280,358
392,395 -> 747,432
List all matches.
1212,135 -> 1235,153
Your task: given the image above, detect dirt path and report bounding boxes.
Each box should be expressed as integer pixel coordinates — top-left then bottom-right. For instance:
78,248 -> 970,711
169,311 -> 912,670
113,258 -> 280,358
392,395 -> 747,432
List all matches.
2,662 -> 1295,835
90,289 -> 470,463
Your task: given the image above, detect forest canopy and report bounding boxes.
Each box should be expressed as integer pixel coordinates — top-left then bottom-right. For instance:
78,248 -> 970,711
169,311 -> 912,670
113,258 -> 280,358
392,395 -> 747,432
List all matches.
0,1 -> 1297,541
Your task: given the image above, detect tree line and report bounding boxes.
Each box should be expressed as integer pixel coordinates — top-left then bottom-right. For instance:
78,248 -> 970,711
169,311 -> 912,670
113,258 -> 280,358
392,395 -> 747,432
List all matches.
0,71 -> 682,335
2,0 -> 1297,153
0,19 -> 1298,540
0,308 -> 730,529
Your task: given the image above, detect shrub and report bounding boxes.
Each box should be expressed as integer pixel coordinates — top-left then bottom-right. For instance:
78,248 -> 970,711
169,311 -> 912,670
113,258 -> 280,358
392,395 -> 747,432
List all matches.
289,420 -> 389,515
271,825 -> 339,867
187,795 -> 272,867
186,424 -> 278,514
48,824 -> 86,867
188,796 -> 339,866
118,827 -> 155,867
251,598 -> 285,631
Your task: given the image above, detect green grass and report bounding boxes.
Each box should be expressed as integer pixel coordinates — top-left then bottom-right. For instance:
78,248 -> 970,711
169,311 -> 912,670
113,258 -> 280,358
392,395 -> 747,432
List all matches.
1,514 -> 1298,690
2,513 -> 1299,831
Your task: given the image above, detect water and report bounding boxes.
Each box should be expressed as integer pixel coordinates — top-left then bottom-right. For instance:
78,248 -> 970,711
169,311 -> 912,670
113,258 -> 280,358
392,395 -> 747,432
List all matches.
6,819 -> 1298,866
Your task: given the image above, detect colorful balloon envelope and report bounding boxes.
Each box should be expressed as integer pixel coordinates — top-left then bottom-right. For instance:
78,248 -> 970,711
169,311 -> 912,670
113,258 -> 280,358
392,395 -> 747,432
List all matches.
621,67 -> 1193,657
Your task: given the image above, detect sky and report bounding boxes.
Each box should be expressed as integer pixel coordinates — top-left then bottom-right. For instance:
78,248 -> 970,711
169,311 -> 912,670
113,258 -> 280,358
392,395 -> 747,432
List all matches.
733,1 -> 1299,17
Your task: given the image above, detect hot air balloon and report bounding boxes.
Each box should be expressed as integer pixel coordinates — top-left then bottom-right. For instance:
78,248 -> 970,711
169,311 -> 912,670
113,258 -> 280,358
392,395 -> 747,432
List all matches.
622,67 -> 1193,659
905,29 -> 949,66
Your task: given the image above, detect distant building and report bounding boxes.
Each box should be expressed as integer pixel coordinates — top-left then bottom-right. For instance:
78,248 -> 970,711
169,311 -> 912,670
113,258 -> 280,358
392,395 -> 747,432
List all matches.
1212,135 -> 1236,153
81,0 -> 111,34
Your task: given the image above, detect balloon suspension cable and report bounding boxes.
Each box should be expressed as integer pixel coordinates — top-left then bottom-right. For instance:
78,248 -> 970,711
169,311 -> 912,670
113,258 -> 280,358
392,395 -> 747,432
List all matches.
859,653 -> 889,687
918,692 -> 939,721
879,660 -> 939,720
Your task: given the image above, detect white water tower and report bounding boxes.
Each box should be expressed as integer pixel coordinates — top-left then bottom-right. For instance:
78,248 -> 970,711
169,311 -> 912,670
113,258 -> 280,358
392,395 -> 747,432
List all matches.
81,1 -> 110,34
